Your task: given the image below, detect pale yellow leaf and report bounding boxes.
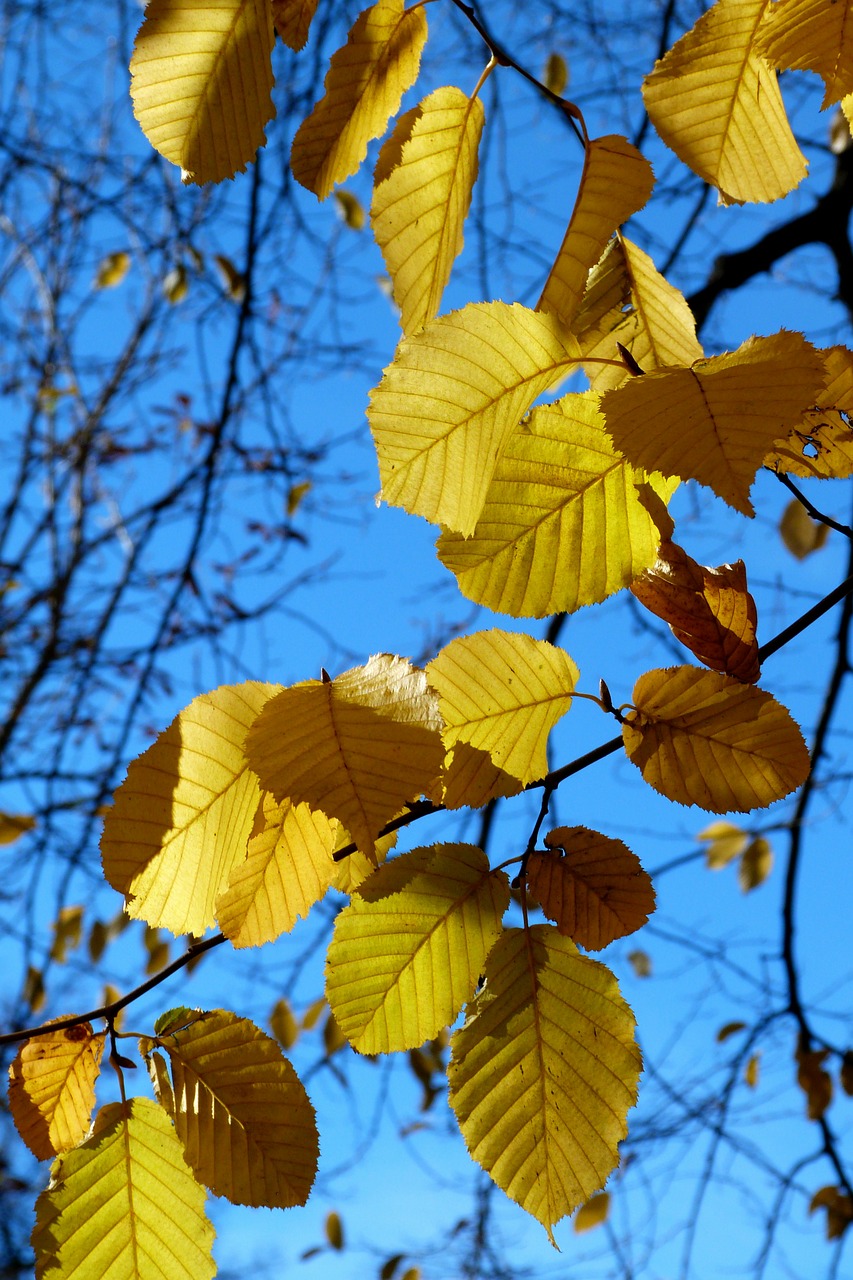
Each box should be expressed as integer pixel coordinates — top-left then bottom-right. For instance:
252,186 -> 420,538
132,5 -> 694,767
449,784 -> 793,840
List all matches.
368,301 -> 582,536
436,390 -> 677,617
32,1098 -> 215,1280
642,0 -> 807,204
601,332 -> 825,516
573,235 -> 704,393
767,347 -> 853,478
449,926 -> 641,1241
149,1009 -> 318,1208
537,136 -> 654,329
94,252 -> 130,290
130,0 -> 275,185
372,86 -> 485,334
101,682 -> 280,936
426,631 -> 578,785
216,793 -> 336,947
291,0 -> 428,199
622,665 -> 810,812
329,820 -> 396,893
245,655 -> 443,857
755,0 -> 853,108
779,499 -> 830,559
326,844 -> 510,1053
574,1191 -> 610,1233
698,819 -> 749,868
739,835 -> 773,890
9,1024 -> 105,1160
272,0 -> 320,51
0,811 -> 36,844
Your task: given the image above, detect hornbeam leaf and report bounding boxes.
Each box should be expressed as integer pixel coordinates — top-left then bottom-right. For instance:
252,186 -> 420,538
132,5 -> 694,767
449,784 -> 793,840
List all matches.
766,346 -> 853,479
527,827 -> 655,950
437,391 -> 677,617
245,654 -> 444,857
32,1098 -> 215,1280
325,844 -> 510,1053
272,0 -> 320,51
368,302 -> 582,536
448,926 -> 641,1241
642,0 -> 806,204
216,793 -> 337,948
431,742 -> 524,810
101,683 -> 279,936
601,332 -> 825,516
573,236 -> 704,393
130,0 -> 275,185
755,0 -> 853,108
149,1010 -> 318,1208
622,666 -> 810,812
372,86 -> 485,335
426,631 -> 579,785
291,0 -> 428,199
630,541 -> 760,682
537,136 -> 654,329
9,1024 -> 105,1160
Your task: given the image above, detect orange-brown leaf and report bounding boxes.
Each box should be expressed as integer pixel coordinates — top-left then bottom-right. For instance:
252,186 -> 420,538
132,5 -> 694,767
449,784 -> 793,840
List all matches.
796,1044 -> 833,1120
272,0 -> 320,50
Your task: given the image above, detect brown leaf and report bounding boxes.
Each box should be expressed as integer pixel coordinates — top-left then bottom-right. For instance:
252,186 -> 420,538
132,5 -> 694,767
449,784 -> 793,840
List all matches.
809,1185 -> 853,1240
796,1043 -> 833,1120
779,499 -> 830,560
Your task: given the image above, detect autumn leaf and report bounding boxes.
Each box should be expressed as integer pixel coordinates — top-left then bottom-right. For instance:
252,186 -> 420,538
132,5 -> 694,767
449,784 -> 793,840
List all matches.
130,0 -> 275,185
809,1185 -> 853,1240
755,0 -> 853,108
325,844 -> 510,1053
574,1191 -> 610,1233
796,1042 -> 833,1120
432,742 -> 525,811
0,811 -> 36,844
93,251 -> 130,290
9,1023 -> 105,1160
779,500 -> 830,560
699,820 -> 749,868
622,666 -> 810,812
738,836 -> 773,891
291,0 -> 428,199
272,0 -> 320,51
631,540 -> 760,683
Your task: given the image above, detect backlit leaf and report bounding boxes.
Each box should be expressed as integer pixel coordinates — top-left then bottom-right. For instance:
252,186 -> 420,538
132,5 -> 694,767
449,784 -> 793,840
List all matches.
779,500 -> 830,560
149,1009 -> 318,1208
437,391 -> 676,617
767,346 -> 853,477
49,906 -> 84,964
372,86 -> 484,335
368,301 -> 582,536
432,742 -> 525,810
527,827 -> 655,950
738,836 -> 773,890
94,252 -> 130,290
699,820 -> 749,868
334,189 -> 366,229
326,844 -> 510,1053
449,926 -> 641,1241
622,666 -> 810,812
601,332 -> 825,515
755,0 -> 853,108
9,1024 -> 105,1160
537,136 -> 654,329
101,682 -> 279,936
0,811 -> 36,844
574,1191 -> 610,1233
745,1053 -> 760,1088
245,655 -> 443,857
272,0 -> 320,51
130,0 -> 275,185
642,0 -> 806,204
426,631 -> 579,785
631,541 -> 760,682
291,0 -> 428,199
270,998 -> 299,1051
32,1098 -> 215,1280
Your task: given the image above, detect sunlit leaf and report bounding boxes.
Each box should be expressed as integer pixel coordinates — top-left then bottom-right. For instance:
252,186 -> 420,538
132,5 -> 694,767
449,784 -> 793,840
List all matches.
163,264 -> 188,304
214,254 -> 246,301
270,998 -> 299,1051
574,1191 -> 610,1233
9,1024 -> 105,1160
622,666 -> 810,812
432,742 -> 525,810
49,906 -> 84,964
767,347 -> 853,478
272,0 -> 320,50
94,251 -> 130,290
291,0 -> 428,199
334,189 -> 366,229
699,820 -> 749,868
738,836 -> 773,891
326,844 -> 510,1053
755,0 -> 853,108
779,499 -> 830,560
449,926 -> 641,1241
130,0 -> 275,185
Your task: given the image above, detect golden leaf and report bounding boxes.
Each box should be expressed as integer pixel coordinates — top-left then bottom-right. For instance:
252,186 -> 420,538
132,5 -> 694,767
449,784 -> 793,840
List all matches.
291,0 -> 428,199
574,1191 -> 610,1233
9,1023 -> 105,1160
270,998 -> 299,1050
779,500 -> 830,560
272,0 -> 320,51
93,251 -> 130,290
745,1052 -> 760,1088
544,52 -> 568,96
432,742 -> 525,810
325,1211 -> 345,1250
130,0 -> 275,185
767,347 -> 853,479
755,0 -> 853,108
738,836 -> 773,891
623,666 -> 810,812
699,820 -> 749,868
0,811 -> 36,844
334,189 -> 366,229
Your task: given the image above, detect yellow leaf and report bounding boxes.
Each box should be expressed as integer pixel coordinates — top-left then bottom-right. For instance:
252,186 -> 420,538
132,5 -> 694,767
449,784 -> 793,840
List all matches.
698,819 -> 749,868
574,236 -> 704,393
767,347 -> 853,478
796,1043 -> 833,1120
432,742 -> 524,810
0,810 -> 36,844
214,254 -> 246,301
631,541 -> 760,683
163,264 -> 189,304
779,499 -> 830,560
302,996 -> 326,1031
537,137 -> 654,329
101,682 -> 280,936
622,666 -> 810,812
323,1010 -> 347,1057
325,844 -> 510,1053
291,0 -> 428,199
601,332 -> 825,516
528,827 -> 655,950
574,1191 -> 610,1233
738,836 -> 773,890
272,0 -> 320,51
24,966 -> 45,1012
368,301 -> 582,536
372,86 -> 485,335
130,0 -> 275,185
246,655 -> 442,858
325,1211 -> 345,1250
9,1023 -> 105,1160
49,906 -> 84,964
716,1020 -> 747,1041
543,52 -> 568,96
642,0 -> 807,204
745,1052 -> 760,1088
627,948 -> 652,978
31,1098 -> 215,1280
448,926 -> 641,1241
287,479 -> 312,515
149,1009 -> 318,1208
755,0 -> 853,108
93,251 -> 130,290
270,998 -> 299,1050
427,631 -> 578,785
334,189 -> 366,229
437,390 -> 676,618
216,793 -> 337,948
330,820 -> 396,893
